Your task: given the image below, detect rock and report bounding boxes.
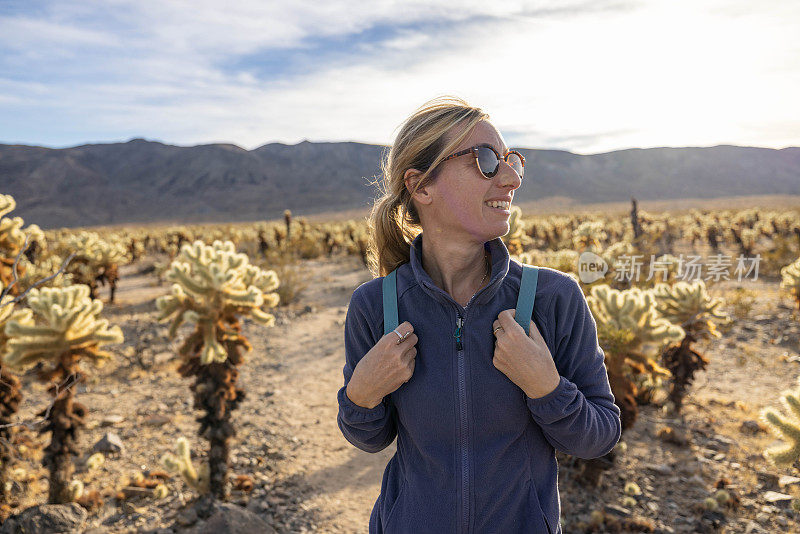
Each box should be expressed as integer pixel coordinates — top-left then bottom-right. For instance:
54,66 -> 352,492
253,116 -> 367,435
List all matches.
143,414 -> 172,426
177,507 -> 198,526
740,420 -> 765,434
756,470 -> 780,489
0,503 -> 88,533
646,463 -> 673,475
778,475 -> 800,488
744,520 -> 766,533
711,434 -> 734,451
186,502 -> 277,534
154,351 -> 174,365
603,503 -> 631,517
100,414 -> 125,426
763,491 -> 793,506
92,432 -> 125,454
699,509 -> 727,529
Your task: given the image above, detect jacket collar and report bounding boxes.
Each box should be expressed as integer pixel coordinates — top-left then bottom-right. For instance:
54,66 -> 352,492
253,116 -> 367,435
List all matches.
408,231 -> 511,309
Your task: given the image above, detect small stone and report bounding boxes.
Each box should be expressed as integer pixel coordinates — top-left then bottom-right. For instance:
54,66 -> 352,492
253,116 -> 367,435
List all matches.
92,432 -> 125,454
744,519 -> 766,533
763,491 -> 793,506
603,503 -> 631,517
778,475 -> 800,488
100,414 -> 125,426
712,435 -> 734,451
154,351 -> 173,365
143,414 -> 172,426
177,507 -> 198,526
646,463 -> 672,476
740,420 -> 765,434
756,471 -> 780,489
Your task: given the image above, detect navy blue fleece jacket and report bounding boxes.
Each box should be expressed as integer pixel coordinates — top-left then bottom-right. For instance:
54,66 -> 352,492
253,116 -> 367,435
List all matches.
336,232 -> 622,534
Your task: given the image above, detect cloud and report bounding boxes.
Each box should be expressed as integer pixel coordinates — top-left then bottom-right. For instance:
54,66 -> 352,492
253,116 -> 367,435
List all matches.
1,0 -> 798,154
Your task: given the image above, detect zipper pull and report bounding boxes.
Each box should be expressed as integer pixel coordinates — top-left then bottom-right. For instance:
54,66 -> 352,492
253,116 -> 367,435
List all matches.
454,315 -> 463,351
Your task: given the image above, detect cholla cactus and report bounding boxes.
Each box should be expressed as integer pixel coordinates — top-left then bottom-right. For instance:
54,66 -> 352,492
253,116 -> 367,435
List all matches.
516,249 -> 580,275
652,280 -> 730,339
572,220 -> 607,253
1,284 -> 123,504
161,436 -> 210,494
576,285 -> 683,487
155,240 -> 279,500
587,285 -> 685,370
501,206 -> 531,255
780,257 -> 800,312
0,194 -> 40,296
652,279 -> 731,411
62,231 -> 129,302
760,375 -> 800,467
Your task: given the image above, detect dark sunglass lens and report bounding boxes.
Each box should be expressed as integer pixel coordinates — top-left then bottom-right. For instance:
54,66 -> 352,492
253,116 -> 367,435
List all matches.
507,153 -> 524,178
476,147 -> 499,177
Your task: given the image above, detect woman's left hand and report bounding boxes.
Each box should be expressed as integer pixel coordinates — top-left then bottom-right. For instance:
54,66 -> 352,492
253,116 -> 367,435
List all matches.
492,309 -> 561,399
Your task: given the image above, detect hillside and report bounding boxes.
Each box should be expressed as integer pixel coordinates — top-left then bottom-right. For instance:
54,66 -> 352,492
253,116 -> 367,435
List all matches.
1,139 -> 799,229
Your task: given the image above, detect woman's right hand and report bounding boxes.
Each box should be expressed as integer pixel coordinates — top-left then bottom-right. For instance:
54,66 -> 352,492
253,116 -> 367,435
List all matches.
346,321 -> 418,409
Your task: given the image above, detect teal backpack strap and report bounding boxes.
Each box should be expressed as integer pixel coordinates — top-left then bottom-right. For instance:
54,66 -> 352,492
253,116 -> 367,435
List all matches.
514,265 -> 539,336
383,268 -> 400,336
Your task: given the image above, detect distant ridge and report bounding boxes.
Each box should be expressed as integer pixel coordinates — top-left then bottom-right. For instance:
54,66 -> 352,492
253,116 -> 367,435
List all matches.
1,138 -> 798,229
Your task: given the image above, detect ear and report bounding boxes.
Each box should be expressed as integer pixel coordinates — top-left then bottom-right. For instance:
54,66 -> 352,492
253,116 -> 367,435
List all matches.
404,168 -> 433,206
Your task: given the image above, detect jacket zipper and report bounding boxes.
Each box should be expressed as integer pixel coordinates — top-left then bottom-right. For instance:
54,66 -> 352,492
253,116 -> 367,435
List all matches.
424,276 -> 490,534
454,310 -> 469,533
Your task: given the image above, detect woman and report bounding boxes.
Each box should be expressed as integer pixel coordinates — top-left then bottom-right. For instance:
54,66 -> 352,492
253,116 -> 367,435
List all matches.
336,95 -> 621,534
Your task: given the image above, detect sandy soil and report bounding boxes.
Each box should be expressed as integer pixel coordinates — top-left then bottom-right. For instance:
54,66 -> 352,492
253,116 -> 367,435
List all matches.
3,249 -> 800,533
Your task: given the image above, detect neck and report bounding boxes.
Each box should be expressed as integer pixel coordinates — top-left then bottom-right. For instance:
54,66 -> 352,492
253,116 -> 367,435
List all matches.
420,229 -> 492,307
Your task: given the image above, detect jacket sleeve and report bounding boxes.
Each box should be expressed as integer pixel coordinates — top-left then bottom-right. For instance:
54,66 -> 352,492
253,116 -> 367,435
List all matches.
336,286 -> 398,453
525,275 -> 622,459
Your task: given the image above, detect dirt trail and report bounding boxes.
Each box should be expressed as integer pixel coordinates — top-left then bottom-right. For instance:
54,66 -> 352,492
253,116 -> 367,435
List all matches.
249,255 -> 392,533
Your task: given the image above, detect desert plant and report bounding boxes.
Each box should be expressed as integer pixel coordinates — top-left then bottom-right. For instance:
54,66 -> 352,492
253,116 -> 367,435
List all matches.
61,231 -> 129,302
780,256 -> 800,312
578,284 -> 684,486
652,280 -> 731,412
760,375 -> 800,467
1,284 -> 123,503
161,436 -> 210,494
155,240 -> 279,500
501,205 -> 531,255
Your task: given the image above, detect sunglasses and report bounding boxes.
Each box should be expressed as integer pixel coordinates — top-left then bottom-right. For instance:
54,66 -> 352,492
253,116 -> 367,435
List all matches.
440,144 -> 525,179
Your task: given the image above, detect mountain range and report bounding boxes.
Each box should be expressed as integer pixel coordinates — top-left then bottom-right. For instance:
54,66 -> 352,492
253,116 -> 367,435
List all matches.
1,138 -> 798,229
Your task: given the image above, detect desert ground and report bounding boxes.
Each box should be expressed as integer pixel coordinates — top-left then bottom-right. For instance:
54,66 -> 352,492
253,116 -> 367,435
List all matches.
4,230 -> 800,533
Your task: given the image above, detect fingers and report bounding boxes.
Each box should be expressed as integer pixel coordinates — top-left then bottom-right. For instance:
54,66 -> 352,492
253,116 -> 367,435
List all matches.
384,321 -> 416,345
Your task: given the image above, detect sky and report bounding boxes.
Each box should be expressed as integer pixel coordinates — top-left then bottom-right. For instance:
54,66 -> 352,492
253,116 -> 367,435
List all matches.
1,0 -> 799,155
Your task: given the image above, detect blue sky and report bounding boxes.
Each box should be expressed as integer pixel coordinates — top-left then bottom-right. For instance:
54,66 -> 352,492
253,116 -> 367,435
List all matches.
1,0 -> 798,154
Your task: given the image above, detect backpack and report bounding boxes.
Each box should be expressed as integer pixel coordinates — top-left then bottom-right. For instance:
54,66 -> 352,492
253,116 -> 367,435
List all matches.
382,264 -> 539,337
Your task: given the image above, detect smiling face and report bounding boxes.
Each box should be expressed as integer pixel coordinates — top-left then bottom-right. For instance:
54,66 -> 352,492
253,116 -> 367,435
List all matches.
406,120 -> 523,244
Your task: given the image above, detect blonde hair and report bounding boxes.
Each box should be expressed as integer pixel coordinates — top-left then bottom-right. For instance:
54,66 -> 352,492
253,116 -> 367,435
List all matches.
366,95 -> 490,278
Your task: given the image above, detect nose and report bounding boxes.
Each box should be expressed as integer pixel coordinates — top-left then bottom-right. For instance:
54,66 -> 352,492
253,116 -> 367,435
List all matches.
496,160 -> 522,191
